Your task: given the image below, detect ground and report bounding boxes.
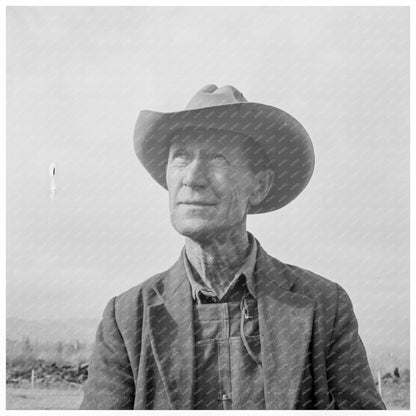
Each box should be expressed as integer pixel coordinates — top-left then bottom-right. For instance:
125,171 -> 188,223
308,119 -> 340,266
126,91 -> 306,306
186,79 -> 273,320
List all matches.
6,380 -> 409,410
6,384 -> 84,410
379,379 -> 410,410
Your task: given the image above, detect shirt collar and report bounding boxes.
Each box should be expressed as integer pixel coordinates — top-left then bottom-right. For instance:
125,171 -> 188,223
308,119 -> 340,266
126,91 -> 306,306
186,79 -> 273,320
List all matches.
182,232 -> 258,303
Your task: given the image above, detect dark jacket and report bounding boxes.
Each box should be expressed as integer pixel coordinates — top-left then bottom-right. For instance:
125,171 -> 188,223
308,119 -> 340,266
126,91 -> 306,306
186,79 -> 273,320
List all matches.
80,242 -> 386,410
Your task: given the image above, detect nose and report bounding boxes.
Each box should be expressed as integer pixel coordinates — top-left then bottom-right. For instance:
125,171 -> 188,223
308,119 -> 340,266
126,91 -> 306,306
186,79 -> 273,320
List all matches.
182,158 -> 209,189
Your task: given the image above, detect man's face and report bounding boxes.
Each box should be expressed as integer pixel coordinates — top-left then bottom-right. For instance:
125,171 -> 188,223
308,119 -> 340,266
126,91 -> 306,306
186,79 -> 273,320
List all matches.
166,128 -> 257,241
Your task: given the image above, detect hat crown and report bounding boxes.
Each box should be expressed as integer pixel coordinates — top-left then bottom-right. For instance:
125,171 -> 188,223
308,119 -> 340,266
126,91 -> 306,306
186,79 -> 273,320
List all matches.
184,84 -> 248,110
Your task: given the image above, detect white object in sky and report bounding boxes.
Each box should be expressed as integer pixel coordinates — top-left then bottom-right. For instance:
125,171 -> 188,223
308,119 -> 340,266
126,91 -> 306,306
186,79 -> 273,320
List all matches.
49,162 -> 56,203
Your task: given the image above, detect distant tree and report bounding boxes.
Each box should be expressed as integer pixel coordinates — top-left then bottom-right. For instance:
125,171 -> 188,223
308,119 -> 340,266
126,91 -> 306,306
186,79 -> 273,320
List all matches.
55,341 -> 63,354
54,341 -> 64,364
75,340 -> 84,352
22,336 -> 33,354
64,342 -> 76,358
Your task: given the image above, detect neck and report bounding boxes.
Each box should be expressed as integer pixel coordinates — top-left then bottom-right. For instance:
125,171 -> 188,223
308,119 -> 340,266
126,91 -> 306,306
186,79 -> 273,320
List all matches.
184,228 -> 250,298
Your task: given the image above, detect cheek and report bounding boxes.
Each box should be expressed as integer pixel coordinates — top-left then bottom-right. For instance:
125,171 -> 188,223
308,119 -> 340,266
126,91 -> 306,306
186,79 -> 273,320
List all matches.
216,171 -> 253,213
166,170 -> 180,206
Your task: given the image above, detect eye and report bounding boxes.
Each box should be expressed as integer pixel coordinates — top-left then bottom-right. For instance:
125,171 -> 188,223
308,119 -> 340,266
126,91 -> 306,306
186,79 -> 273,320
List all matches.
209,154 -> 228,166
170,150 -> 190,165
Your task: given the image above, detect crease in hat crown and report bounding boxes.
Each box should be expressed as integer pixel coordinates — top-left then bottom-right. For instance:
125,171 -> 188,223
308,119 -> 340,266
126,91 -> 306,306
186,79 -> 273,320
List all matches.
184,84 -> 248,110
133,84 -> 315,214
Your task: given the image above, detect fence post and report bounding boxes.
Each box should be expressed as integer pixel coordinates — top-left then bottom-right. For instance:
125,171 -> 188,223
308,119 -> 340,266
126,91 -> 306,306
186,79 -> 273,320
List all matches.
31,369 -> 35,389
377,370 -> 382,397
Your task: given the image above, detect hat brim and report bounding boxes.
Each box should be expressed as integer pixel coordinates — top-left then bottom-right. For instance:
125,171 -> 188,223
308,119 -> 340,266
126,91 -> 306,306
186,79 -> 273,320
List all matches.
133,102 -> 314,214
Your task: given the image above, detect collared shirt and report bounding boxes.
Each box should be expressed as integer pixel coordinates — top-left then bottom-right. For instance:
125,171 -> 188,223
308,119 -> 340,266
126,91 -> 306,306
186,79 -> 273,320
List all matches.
182,233 -> 265,410
182,233 -> 258,304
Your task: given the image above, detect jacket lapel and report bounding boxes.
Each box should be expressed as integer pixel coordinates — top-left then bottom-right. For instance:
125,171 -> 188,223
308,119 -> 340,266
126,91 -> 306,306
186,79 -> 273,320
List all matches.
147,255 -> 195,409
255,245 -> 315,409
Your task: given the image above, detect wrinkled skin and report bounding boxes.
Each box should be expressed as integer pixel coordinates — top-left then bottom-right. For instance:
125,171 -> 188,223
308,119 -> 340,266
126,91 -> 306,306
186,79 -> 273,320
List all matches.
166,127 -> 274,243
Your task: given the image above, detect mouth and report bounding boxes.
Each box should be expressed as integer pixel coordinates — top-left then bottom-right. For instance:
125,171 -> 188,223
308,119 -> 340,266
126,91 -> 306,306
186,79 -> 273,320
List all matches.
178,201 -> 216,207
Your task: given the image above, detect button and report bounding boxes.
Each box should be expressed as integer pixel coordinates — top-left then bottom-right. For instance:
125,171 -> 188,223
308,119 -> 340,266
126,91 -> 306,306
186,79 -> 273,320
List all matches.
218,393 -> 231,401
243,297 -> 253,319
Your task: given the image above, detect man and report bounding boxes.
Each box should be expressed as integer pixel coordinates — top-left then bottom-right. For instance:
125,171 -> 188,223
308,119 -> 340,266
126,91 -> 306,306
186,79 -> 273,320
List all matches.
80,85 -> 386,410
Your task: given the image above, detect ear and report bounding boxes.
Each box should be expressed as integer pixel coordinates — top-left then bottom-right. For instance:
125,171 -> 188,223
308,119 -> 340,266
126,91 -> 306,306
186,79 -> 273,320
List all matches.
249,169 -> 275,207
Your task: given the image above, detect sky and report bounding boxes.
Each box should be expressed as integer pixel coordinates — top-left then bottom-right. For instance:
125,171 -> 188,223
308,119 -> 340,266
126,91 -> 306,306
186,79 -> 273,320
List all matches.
6,6 -> 409,361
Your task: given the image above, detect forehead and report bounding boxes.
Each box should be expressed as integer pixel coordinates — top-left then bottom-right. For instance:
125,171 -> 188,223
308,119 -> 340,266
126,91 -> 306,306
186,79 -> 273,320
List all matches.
169,127 -> 255,155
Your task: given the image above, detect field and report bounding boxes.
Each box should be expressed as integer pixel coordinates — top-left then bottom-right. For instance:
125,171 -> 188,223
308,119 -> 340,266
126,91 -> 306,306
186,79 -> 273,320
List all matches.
6,380 -> 409,410
6,385 -> 84,410
378,379 -> 410,410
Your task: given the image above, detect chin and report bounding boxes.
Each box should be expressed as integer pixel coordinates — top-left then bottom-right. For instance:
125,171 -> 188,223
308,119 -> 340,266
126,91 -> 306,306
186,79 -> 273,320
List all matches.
171,217 -> 219,241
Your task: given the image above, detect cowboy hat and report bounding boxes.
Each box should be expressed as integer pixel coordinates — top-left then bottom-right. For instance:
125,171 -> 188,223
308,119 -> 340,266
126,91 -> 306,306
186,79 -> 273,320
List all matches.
133,84 -> 314,214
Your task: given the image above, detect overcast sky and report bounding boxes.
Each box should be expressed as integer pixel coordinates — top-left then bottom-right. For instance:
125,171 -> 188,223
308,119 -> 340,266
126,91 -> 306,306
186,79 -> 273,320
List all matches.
6,6 -> 409,361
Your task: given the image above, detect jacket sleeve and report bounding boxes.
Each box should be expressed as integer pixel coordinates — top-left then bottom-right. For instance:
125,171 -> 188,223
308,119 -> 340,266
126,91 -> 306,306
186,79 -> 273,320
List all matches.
326,284 -> 386,409
80,297 -> 135,409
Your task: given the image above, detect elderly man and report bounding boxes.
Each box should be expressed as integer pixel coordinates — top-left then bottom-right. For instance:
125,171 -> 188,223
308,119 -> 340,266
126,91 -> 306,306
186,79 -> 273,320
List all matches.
80,85 -> 385,410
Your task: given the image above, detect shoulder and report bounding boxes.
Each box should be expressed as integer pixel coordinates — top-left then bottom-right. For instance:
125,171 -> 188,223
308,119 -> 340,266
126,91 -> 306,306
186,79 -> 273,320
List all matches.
112,252 -> 187,311
265,253 -> 352,314
266,255 -> 357,345
113,270 -> 166,313
282,261 -> 339,297
96,270 -> 169,336
99,252 -> 186,327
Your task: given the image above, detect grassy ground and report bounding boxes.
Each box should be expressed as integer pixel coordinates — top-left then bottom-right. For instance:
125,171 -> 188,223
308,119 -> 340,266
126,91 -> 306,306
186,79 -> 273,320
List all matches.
380,380 -> 410,410
6,380 -> 409,410
6,385 -> 84,410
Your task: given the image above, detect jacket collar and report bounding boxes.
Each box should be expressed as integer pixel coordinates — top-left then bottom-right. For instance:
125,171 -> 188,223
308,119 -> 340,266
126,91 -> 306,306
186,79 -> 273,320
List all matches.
148,239 -> 314,409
